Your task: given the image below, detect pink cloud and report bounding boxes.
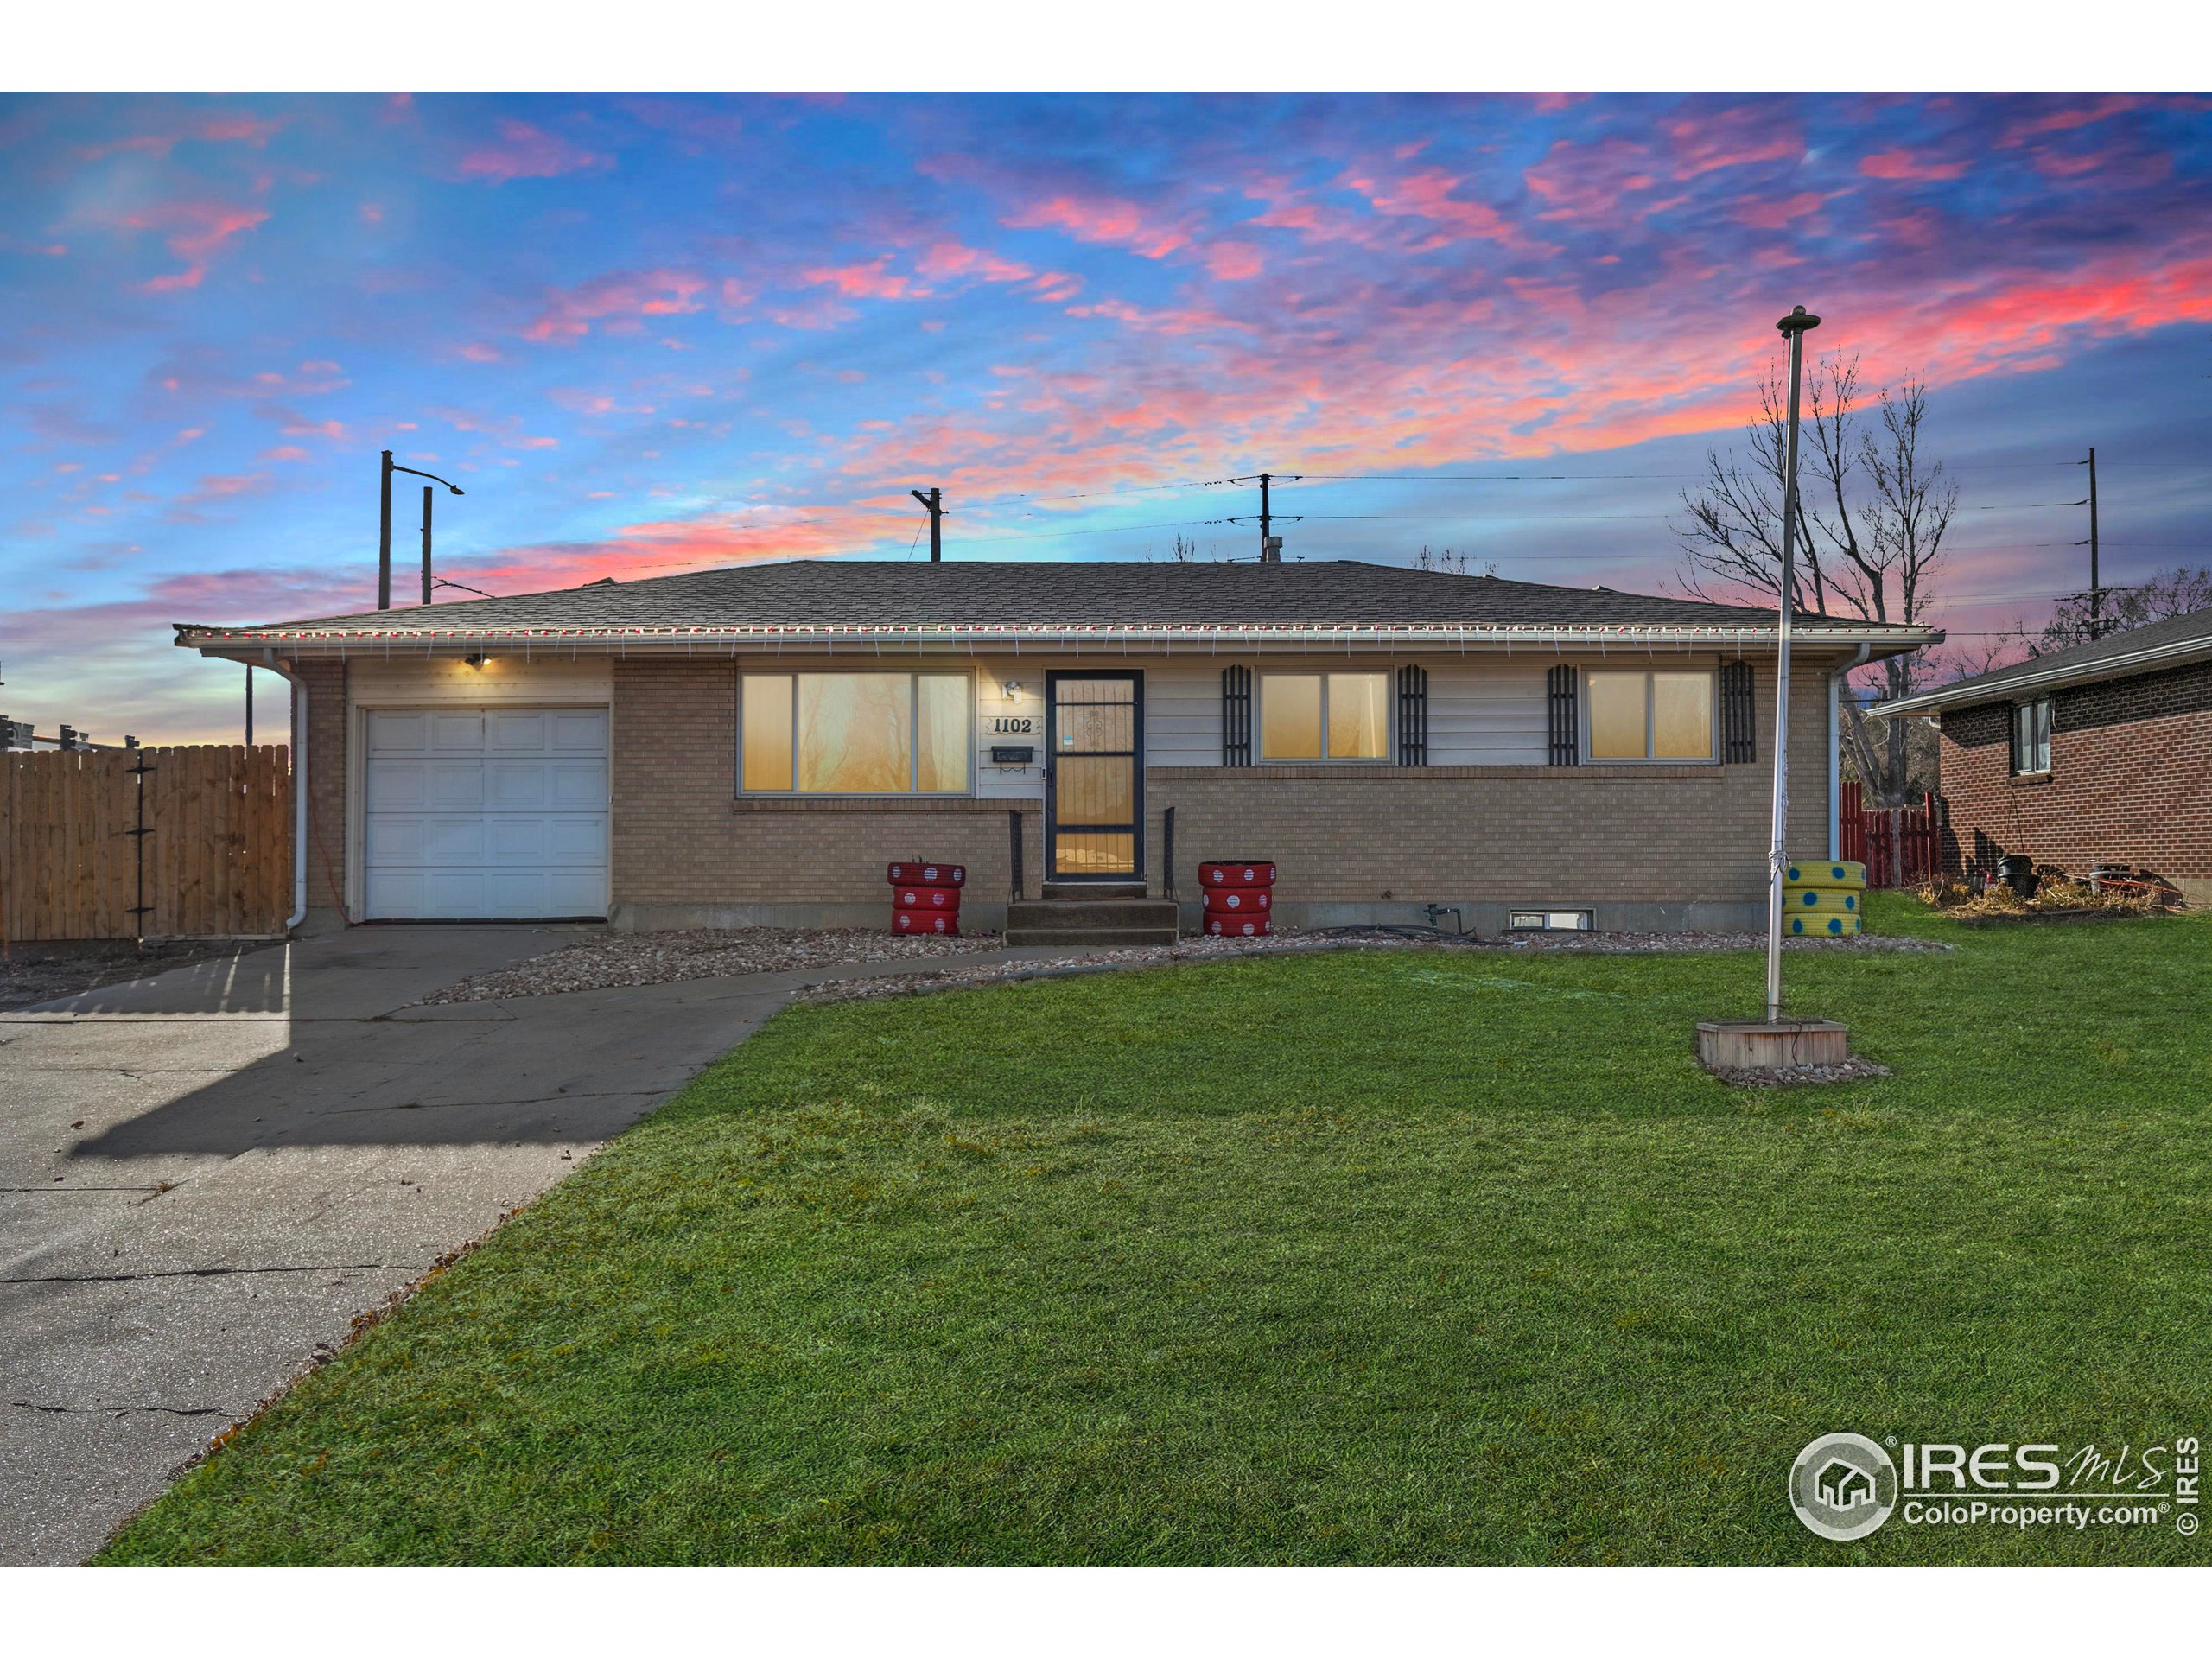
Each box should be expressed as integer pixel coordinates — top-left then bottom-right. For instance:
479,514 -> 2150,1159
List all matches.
1859,149 -> 1968,182
1657,109 -> 1802,178
1003,192 -> 1189,259
1202,241 -> 1264,281
524,268 -> 706,341
259,445 -> 310,461
456,119 -> 612,184
801,257 -> 917,299
123,201 -> 269,292
916,241 -> 1033,284
1731,190 -> 1834,230
458,341 -> 504,363
1344,167 -> 1521,248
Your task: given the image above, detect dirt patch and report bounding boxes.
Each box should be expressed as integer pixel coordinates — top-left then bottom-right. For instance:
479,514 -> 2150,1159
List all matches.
0,940 -> 273,1013
1706,1055 -> 1894,1088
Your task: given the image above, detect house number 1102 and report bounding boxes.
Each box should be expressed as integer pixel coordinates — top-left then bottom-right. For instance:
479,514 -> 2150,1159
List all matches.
987,716 -> 1036,734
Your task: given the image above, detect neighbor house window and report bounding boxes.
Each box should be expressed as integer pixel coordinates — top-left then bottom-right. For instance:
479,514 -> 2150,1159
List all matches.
2011,697 -> 2052,775
1585,670 -> 1714,760
1260,671 -> 1389,760
741,671 -> 970,794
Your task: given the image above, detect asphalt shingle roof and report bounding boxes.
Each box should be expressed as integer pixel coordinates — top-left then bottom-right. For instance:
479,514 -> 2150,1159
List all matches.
1873,604 -> 2212,712
179,557 -> 1927,642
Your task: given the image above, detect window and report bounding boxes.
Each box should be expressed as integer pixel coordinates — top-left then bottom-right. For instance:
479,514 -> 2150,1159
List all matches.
1508,909 -> 1592,931
1260,671 -> 1389,760
1585,670 -> 1714,761
2012,697 -> 2052,775
741,671 -> 970,794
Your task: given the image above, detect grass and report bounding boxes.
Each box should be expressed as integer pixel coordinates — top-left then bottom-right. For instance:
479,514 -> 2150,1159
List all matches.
101,894 -> 2212,1564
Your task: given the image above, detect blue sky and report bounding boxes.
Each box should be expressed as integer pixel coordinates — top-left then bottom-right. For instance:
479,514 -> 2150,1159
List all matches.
4,92 -> 2209,741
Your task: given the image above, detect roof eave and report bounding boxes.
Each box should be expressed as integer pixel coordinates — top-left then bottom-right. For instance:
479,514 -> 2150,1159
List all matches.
1871,634 -> 2212,716
179,621 -> 1938,657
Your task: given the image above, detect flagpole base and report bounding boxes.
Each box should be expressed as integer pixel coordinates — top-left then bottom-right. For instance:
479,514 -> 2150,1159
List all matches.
1695,1018 -> 1849,1074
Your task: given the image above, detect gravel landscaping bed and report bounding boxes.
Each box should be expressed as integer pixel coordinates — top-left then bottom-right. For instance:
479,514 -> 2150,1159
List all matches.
416,923 -> 1951,1006
415,926 -> 1003,1004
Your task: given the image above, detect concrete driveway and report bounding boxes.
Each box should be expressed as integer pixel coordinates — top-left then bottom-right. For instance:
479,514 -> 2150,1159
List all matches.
0,925 -> 1004,1564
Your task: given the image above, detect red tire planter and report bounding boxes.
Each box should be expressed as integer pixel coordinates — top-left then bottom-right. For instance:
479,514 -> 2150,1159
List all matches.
1202,914 -> 1272,938
893,884 -> 963,911
1198,861 -> 1277,889
891,906 -> 960,935
1203,887 -> 1272,913
887,861 -> 965,888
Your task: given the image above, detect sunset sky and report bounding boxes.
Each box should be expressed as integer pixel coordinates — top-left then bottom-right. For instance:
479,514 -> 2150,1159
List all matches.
5,91 -> 2209,742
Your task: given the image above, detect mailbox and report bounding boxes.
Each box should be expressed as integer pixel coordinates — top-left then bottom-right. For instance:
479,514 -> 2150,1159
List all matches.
990,744 -> 1036,765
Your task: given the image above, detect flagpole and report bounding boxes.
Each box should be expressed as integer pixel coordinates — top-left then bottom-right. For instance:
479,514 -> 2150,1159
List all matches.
1767,304 -> 1821,1023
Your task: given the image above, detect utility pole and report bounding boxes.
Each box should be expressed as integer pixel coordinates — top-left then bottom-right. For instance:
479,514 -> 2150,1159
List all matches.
378,450 -> 394,610
1766,303 -> 1821,1025
1259,471 -> 1274,562
245,664 -> 254,746
911,487 -> 944,561
2082,447 -> 2101,639
379,449 -> 467,609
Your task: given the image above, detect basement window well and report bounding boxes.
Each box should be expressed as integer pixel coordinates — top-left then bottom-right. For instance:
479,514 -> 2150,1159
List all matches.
1507,910 -> 1593,931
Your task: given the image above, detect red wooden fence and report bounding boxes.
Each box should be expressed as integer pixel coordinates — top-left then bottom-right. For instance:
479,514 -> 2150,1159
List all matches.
1840,781 -> 1943,888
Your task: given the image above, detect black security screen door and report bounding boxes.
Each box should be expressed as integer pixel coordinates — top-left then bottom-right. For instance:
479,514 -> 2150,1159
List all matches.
1046,672 -> 1143,880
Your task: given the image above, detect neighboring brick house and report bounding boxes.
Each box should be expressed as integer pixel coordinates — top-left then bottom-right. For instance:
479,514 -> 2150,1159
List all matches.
1872,606 -> 2212,904
175,559 -> 1929,934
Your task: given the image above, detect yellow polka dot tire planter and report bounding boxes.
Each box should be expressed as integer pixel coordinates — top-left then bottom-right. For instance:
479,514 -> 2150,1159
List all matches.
1784,884 -> 1861,914
1787,911 -> 1861,936
1785,860 -> 1865,888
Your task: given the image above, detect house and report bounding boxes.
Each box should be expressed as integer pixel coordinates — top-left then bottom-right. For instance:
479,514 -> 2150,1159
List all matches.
174,559 -> 1931,934
1871,605 -> 2212,905
1815,1459 -> 1875,1511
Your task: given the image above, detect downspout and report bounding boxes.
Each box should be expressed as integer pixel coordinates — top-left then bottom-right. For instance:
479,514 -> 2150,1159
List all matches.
262,648 -> 309,931
1829,643 -> 1873,860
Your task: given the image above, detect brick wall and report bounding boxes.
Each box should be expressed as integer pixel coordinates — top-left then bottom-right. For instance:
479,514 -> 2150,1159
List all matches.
1936,659 -> 2212,899
608,654 -> 1830,929
611,658 -> 1043,922
291,656 -> 347,916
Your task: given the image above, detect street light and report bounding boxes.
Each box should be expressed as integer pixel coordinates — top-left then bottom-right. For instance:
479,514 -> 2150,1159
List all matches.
1764,303 -> 1821,1023
379,449 -> 466,610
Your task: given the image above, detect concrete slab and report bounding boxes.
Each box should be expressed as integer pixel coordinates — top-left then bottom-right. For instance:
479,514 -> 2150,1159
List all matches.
0,924 -> 1030,1565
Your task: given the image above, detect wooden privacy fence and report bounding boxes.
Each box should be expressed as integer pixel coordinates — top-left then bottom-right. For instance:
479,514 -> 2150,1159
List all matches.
0,745 -> 292,942
1840,780 -> 1945,888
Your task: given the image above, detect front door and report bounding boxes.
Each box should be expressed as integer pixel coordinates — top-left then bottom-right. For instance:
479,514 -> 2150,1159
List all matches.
1046,671 -> 1143,880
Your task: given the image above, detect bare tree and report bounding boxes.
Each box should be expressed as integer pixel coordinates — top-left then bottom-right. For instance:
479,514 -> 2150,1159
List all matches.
1150,535 -> 1215,563
2031,565 -> 2212,652
1414,544 -> 1497,575
1675,357 -> 1955,804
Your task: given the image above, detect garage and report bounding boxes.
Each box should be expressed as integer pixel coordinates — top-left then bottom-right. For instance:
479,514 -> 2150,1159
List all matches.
364,707 -> 608,920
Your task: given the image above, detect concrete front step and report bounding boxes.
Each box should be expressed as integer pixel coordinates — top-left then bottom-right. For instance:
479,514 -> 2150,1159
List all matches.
1040,881 -> 1150,901
1007,899 -> 1178,930
1003,925 -> 1182,947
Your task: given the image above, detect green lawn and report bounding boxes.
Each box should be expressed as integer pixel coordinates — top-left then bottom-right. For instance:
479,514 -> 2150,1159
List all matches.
102,896 -> 2212,1564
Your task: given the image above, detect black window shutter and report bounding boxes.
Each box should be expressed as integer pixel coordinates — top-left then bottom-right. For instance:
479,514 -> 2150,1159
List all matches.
1222,665 -> 1252,766
1720,660 -> 1757,764
1396,665 -> 1427,766
1547,664 -> 1580,765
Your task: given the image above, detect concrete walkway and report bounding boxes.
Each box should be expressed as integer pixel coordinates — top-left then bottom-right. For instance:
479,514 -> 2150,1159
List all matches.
0,926 -> 1053,1564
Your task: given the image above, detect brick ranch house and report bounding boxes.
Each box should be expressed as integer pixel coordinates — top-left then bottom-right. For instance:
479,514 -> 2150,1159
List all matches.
1872,604 -> 2212,905
175,559 -> 1930,935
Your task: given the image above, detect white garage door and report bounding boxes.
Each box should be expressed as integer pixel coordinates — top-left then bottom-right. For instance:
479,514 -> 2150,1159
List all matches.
365,707 -> 608,919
